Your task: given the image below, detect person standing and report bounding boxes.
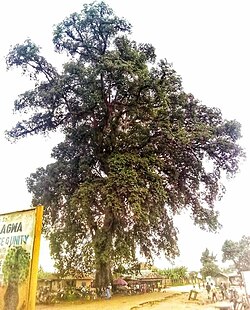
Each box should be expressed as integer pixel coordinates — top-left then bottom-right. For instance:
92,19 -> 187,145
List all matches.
219,282 -> 225,300
211,284 -> 217,303
106,283 -> 112,299
206,282 -> 211,299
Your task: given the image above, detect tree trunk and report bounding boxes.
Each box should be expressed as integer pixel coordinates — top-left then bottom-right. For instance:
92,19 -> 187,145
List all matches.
95,260 -> 112,296
93,228 -> 113,295
92,206 -> 114,295
4,280 -> 19,310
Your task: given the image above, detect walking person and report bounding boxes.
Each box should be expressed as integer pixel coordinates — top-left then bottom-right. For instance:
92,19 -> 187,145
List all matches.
211,283 -> 217,303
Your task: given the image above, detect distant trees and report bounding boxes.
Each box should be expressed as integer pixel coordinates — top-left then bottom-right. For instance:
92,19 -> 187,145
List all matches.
158,266 -> 188,285
188,271 -> 201,284
38,266 -> 54,280
200,248 -> 220,278
222,235 -> 250,272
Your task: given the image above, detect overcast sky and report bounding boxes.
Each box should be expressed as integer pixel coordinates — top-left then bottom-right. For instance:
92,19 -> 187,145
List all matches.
0,0 -> 249,271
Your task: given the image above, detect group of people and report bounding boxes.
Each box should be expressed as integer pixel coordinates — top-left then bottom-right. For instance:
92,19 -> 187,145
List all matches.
206,282 -> 227,302
205,281 -> 248,309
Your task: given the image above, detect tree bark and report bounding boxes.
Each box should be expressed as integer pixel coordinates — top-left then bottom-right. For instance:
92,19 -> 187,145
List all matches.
4,280 -> 19,310
93,212 -> 113,295
95,260 -> 112,295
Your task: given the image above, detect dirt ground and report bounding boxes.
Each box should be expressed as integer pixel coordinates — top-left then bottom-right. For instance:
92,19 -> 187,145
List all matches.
36,285 -> 229,310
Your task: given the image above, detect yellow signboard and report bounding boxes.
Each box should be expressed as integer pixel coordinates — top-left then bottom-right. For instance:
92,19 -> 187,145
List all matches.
0,206 -> 43,310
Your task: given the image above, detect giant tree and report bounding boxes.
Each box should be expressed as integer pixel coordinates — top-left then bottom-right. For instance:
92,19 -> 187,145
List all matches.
6,2 -> 244,289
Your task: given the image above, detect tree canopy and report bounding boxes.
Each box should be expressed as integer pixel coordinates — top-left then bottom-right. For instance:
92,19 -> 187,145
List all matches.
200,248 -> 220,278
6,2 -> 244,288
222,235 -> 250,272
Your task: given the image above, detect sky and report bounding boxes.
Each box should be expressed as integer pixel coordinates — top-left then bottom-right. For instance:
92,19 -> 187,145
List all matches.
0,0 -> 249,272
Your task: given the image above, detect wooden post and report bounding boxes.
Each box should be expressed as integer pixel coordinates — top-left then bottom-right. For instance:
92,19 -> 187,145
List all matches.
27,205 -> 44,310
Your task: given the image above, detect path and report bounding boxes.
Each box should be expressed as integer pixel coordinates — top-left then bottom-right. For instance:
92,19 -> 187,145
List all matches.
35,285 -> 228,310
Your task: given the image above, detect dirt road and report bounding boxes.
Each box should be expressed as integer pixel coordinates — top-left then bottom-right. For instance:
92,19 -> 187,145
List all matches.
35,286 -> 225,310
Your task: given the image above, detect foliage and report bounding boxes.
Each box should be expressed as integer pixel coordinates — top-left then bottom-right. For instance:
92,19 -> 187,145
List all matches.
157,266 -> 188,284
113,262 -> 144,276
221,266 -> 236,274
3,246 -> 30,310
200,248 -> 220,278
222,235 -> 250,272
200,248 -> 217,266
3,246 -> 30,284
6,2 -> 244,287
200,262 -> 220,279
38,266 -> 55,279
189,271 -> 198,283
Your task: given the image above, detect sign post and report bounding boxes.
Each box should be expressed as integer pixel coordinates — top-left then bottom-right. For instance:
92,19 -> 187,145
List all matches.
241,271 -> 250,306
0,206 -> 44,310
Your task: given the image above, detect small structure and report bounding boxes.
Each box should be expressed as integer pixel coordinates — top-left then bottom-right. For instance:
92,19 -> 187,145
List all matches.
37,275 -> 94,292
123,272 -> 163,293
188,288 -> 198,300
214,272 -> 230,287
228,273 -> 242,286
